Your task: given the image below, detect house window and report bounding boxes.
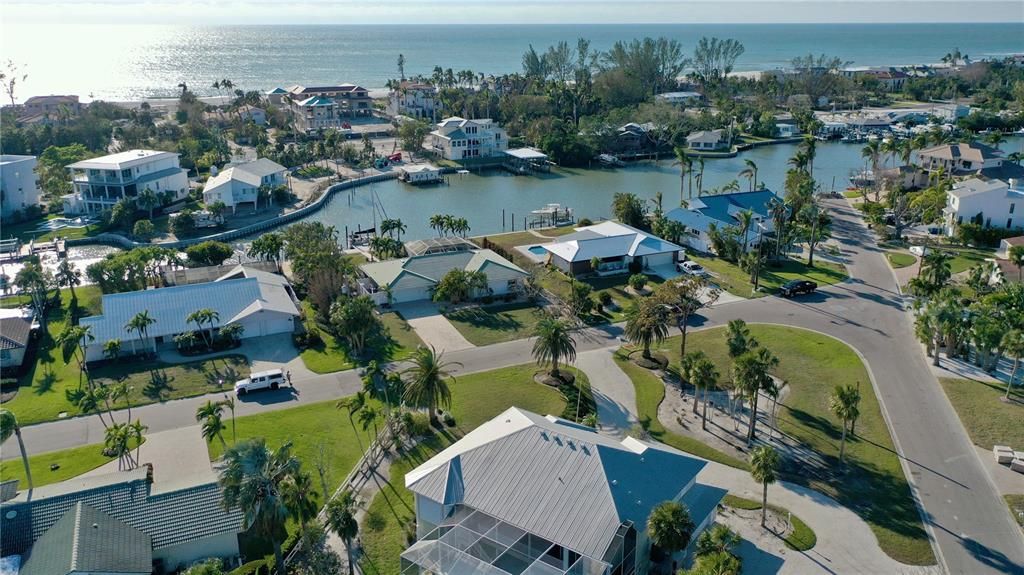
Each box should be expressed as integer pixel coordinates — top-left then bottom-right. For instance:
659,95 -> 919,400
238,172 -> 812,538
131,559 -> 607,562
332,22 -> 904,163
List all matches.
1008,219 -> 1013,229
1011,203 -> 1016,214
0,349 -> 10,360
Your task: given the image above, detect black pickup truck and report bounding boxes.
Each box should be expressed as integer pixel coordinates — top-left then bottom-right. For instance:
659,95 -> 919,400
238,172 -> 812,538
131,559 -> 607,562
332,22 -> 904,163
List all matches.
779,280 -> 818,297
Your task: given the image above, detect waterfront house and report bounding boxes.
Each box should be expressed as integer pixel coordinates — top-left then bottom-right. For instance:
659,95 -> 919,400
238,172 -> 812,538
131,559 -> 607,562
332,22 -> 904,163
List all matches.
285,84 -> 372,118
266,87 -> 288,106
942,177 -> 1024,236
203,157 -> 287,212
0,155 -> 40,221
665,190 -> 779,253
16,95 -> 82,125
610,122 -> 657,156
387,81 -> 438,120
0,315 -> 32,371
428,117 -> 508,160
655,91 -> 705,106
79,267 -> 299,361
237,105 -> 267,125
62,149 -> 189,215
686,129 -> 727,151
358,244 -> 527,304
1,466 -> 244,572
289,95 -> 343,133
400,407 -> 725,575
541,221 -> 683,275
915,142 -> 1005,184
398,163 -> 442,184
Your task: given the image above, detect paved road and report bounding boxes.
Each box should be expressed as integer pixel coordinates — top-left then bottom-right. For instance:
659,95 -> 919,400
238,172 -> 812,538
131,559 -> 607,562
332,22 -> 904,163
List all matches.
5,199 -> 1022,573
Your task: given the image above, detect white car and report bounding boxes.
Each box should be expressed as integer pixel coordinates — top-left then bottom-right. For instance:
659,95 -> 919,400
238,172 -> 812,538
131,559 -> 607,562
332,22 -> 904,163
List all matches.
909,245 -> 928,257
678,261 -> 708,277
235,369 -> 285,395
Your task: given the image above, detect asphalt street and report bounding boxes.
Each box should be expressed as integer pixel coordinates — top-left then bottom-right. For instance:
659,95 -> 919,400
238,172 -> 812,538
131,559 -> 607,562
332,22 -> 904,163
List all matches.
4,198 -> 1022,574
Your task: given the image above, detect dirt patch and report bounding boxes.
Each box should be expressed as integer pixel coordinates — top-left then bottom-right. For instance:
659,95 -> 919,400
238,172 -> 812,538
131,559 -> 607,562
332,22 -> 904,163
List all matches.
534,370 -> 575,387
625,349 -> 668,370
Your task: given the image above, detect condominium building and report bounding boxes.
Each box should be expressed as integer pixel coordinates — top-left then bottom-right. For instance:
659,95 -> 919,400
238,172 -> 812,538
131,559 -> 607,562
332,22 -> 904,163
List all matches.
279,84 -> 373,132
0,155 -> 40,221
63,150 -> 189,215
428,117 -> 508,160
387,81 -> 438,120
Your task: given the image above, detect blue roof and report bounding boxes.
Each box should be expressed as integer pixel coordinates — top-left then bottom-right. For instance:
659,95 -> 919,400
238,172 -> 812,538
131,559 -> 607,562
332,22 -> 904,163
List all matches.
667,190 -> 778,233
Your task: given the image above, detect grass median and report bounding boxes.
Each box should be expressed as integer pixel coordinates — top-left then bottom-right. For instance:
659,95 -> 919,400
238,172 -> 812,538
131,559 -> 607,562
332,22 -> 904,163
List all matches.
938,377 -> 1023,450
688,255 -> 847,299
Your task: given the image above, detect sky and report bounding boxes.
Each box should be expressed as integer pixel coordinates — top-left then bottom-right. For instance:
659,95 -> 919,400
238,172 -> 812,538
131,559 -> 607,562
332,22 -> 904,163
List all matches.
2,0 -> 1022,25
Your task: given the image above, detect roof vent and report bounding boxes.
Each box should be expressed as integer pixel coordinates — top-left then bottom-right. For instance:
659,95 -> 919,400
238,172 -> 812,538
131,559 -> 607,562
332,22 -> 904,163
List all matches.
611,479 -> 618,486
540,431 -> 549,441
92,523 -> 99,529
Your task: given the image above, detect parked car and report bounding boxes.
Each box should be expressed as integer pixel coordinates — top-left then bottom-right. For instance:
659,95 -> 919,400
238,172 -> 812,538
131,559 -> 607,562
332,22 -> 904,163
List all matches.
779,280 -> 818,297
678,260 -> 708,277
909,245 -> 928,257
235,368 -> 285,395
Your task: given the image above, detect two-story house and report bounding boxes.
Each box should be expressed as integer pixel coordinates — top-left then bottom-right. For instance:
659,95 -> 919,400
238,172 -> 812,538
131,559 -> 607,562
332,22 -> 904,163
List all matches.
943,177 -> 1024,236
915,142 -> 1003,179
0,155 -> 41,221
665,190 -> 780,253
202,158 -> 287,212
686,129 -> 727,151
387,81 -> 438,120
428,116 -> 508,160
63,150 -> 189,215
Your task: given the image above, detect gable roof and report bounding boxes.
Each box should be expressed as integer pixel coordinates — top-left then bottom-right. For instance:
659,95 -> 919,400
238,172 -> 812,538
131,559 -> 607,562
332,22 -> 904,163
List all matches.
207,158 -> 287,190
66,150 -> 178,171
20,502 -> 152,575
406,407 -> 707,560
918,141 -> 1002,164
80,276 -> 299,344
686,129 -> 724,143
360,249 -> 526,289
1,467 -> 243,557
666,190 -> 779,233
0,316 -> 32,350
542,221 -> 683,262
296,95 -> 336,107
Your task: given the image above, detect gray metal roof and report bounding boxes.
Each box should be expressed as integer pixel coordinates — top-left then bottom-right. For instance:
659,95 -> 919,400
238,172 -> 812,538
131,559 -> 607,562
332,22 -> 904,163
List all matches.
360,249 -> 527,289
0,317 -> 32,350
542,221 -> 683,263
1,467 -> 243,556
20,502 -> 152,575
406,408 -> 707,560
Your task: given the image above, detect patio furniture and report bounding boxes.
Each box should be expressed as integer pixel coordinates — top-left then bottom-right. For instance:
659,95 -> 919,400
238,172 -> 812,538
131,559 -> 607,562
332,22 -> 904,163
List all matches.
994,445 -> 1016,464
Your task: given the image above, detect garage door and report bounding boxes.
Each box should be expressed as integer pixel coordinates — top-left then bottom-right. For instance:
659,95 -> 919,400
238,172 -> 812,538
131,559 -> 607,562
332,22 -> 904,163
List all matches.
392,287 -> 431,303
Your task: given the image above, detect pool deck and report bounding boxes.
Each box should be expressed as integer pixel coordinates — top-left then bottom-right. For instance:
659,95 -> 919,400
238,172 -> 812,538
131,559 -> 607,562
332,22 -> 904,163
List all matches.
515,242 -> 552,264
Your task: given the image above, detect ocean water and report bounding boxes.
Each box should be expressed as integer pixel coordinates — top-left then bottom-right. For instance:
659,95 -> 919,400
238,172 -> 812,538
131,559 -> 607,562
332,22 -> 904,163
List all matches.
2,23 -> 1022,102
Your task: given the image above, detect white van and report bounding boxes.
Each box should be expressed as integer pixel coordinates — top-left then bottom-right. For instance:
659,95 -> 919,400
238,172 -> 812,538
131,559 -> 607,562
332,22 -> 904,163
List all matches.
234,368 -> 285,395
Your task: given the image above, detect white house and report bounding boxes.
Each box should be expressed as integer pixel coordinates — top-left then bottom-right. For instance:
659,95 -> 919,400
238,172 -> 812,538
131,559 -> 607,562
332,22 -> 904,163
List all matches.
0,316 -> 32,370
665,190 -> 780,253
540,221 -> 683,275
943,177 -> 1024,236
387,81 -> 438,120
401,407 -> 726,575
686,129 -> 727,151
79,267 -> 300,361
398,163 -> 442,184
202,158 -> 287,212
655,91 -> 705,106
428,117 -> 508,160
237,105 -> 267,125
358,247 -> 527,304
0,155 -> 40,221
996,236 -> 1024,260
63,150 -> 189,215
284,84 -> 373,131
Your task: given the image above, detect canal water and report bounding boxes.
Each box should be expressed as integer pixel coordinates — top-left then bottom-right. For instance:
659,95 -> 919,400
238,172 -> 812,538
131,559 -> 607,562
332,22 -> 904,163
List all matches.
303,138 -> 1024,242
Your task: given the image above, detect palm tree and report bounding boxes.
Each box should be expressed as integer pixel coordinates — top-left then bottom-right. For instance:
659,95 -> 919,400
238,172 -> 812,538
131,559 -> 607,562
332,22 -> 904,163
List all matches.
829,384 -> 861,463
920,249 -> 953,290
736,209 -> 754,253
103,339 -> 122,362
402,346 -> 460,424
984,131 -> 1005,151
221,395 -> 237,443
186,308 -> 220,350
0,409 -> 32,491
1002,330 -> 1024,399
696,157 -> 706,196
1008,245 -> 1024,282
196,400 -> 227,448
532,317 -> 577,380
689,354 -> 719,431
138,187 -> 160,220
739,159 -> 758,192
696,524 -> 742,557
219,438 -> 301,575
282,471 -> 318,530
55,259 -> 81,305
726,319 -> 757,359
734,347 -> 778,443
124,310 -> 157,356
56,324 -> 93,388
326,490 -> 360,575
673,147 -> 692,202
337,391 -> 368,453
104,422 -> 135,470
129,419 -> 147,467
429,214 -> 446,237
861,139 -> 882,178
646,501 -> 695,562
799,134 -> 817,175
750,445 -> 780,528
624,299 -> 670,361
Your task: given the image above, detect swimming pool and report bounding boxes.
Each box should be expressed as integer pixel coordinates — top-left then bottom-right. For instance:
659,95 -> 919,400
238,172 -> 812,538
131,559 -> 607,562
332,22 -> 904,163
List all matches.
527,245 -> 547,255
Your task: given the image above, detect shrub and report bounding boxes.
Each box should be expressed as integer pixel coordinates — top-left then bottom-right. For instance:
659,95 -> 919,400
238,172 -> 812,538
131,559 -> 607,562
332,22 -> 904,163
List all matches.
132,219 -> 155,240
403,411 -> 433,437
443,412 -> 456,427
628,259 -> 643,274
628,273 -> 648,291
570,281 -> 593,315
598,290 -> 613,305
577,218 -> 593,226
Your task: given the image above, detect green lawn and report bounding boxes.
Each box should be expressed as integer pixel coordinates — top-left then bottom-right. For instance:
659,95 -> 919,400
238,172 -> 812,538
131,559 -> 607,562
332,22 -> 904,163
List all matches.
536,268 -> 664,323
2,214 -> 107,242
360,363 -> 580,575
299,304 -> 423,374
944,246 -> 996,275
444,302 -> 547,345
688,255 -> 847,299
939,378 -> 1023,450
1006,495 -> 1024,530
623,325 -> 934,566
0,439 -> 142,488
3,286 -> 250,425
886,251 -> 918,269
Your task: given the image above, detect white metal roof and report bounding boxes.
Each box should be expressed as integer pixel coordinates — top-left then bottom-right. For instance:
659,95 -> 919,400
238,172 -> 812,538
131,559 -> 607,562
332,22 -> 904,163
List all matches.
206,158 -> 286,190
406,407 -> 708,560
948,177 -> 1011,199
67,150 -> 178,171
541,221 -> 683,263
504,148 -> 547,160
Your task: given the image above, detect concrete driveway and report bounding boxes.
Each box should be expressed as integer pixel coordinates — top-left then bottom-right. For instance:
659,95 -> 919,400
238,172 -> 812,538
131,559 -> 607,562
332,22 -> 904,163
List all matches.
393,301 -> 475,353
82,425 -> 216,495
651,265 -> 744,306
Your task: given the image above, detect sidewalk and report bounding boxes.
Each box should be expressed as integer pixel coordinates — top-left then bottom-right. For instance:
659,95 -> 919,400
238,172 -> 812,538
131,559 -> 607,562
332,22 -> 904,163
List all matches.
576,348 -> 638,437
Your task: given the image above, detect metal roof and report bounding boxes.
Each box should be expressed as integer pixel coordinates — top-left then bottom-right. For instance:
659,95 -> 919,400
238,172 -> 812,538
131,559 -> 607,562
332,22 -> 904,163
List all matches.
67,150 -> 179,171
206,158 -> 286,191
406,407 -> 708,560
541,221 -> 683,263
0,316 -> 32,350
80,276 -> 299,344
19,502 -> 152,575
504,148 -> 548,160
949,177 -> 1013,199
1,467 -> 243,556
360,249 -> 526,289
665,189 -> 779,233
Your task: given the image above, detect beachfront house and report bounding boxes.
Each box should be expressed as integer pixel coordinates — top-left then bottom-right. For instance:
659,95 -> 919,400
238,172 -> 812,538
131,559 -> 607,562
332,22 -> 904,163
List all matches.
540,221 -> 684,275
400,407 -> 726,575
358,242 -> 527,304
0,155 -> 40,221
237,105 -> 267,125
1,466 -> 244,572
655,91 -> 705,106
387,81 -> 438,120
62,150 -> 189,215
202,157 -> 287,212
16,95 -> 82,125
428,117 -> 508,160
943,177 -> 1024,236
79,267 -> 300,361
686,129 -> 727,151
665,189 -> 779,253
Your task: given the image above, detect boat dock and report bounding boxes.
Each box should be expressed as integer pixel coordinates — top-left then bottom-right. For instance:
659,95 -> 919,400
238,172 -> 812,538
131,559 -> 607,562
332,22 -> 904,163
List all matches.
0,238 -> 67,262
